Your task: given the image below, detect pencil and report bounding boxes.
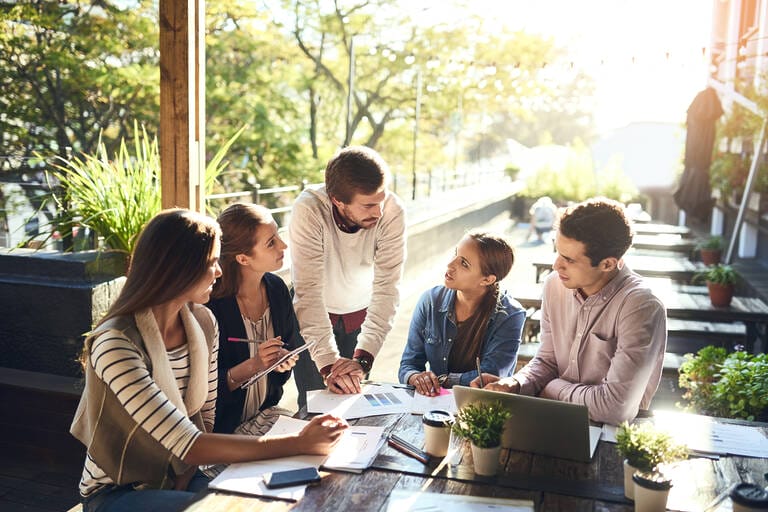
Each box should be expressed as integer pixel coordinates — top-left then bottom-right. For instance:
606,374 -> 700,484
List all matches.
476,356 -> 485,387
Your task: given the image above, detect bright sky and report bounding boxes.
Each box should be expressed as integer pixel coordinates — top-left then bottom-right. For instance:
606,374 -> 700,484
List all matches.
415,0 -> 713,133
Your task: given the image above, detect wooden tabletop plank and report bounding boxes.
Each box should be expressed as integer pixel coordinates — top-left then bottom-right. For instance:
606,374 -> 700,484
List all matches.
634,223 -> 692,237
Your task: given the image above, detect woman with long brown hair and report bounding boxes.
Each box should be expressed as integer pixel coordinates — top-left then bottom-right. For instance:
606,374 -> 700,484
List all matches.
206,203 -> 301,434
398,232 -> 525,396
71,209 -> 346,512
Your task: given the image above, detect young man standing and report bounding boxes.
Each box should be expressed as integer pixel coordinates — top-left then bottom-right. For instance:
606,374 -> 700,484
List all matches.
473,198 -> 667,425
290,146 -> 406,407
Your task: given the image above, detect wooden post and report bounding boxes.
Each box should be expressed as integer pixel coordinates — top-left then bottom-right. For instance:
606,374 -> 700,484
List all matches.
159,0 -> 205,212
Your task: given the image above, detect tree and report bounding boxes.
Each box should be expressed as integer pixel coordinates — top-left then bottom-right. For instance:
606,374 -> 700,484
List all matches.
0,1 -> 159,163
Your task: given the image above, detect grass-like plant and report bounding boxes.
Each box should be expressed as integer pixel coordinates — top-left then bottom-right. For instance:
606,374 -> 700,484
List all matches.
616,422 -> 687,473
37,122 -> 245,256
451,400 -> 511,449
46,122 -> 161,254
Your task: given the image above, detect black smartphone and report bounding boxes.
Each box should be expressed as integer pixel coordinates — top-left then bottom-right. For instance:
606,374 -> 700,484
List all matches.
263,467 -> 321,489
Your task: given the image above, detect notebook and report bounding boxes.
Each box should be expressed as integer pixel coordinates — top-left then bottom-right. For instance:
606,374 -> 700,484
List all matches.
453,385 -> 601,462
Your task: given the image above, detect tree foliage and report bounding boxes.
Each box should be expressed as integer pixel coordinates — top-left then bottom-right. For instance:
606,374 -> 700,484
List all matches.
2,0 -> 598,194
0,1 -> 159,161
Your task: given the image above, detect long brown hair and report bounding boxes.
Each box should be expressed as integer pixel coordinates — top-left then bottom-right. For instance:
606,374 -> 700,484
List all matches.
454,232 -> 515,366
212,203 -> 274,298
98,208 -> 221,327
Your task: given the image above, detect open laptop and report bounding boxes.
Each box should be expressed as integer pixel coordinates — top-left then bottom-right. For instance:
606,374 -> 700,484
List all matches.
453,385 -> 601,462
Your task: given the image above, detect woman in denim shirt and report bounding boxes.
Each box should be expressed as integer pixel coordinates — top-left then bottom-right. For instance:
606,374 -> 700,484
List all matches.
399,232 -> 525,396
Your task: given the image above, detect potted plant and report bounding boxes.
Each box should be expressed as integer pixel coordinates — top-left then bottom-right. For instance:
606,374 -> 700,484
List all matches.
696,235 -> 724,265
678,346 -> 768,422
615,422 -> 687,500
451,400 -> 511,476
693,263 -> 739,307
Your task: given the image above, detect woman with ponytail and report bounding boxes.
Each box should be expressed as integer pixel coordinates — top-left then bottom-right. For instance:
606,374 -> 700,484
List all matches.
398,232 -> 525,396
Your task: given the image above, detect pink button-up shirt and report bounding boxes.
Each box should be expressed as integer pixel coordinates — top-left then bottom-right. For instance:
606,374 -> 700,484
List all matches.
516,265 -> 667,425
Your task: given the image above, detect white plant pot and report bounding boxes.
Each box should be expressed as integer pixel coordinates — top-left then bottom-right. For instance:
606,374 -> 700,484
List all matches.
623,459 -> 639,500
633,472 -> 671,512
471,443 -> 501,476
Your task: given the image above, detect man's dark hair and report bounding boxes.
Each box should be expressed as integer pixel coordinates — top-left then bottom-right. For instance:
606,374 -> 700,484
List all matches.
558,197 -> 633,266
325,145 -> 388,204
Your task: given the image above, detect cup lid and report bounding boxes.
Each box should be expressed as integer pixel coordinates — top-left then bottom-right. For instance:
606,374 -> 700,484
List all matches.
632,471 -> 672,491
423,409 -> 454,427
730,483 -> 768,507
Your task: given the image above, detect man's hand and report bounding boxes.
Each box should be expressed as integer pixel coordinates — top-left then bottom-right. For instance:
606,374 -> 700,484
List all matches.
469,374 -> 521,394
326,357 -> 364,394
408,371 -> 441,397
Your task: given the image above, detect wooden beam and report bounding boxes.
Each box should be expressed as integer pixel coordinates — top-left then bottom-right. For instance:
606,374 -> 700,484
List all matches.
159,0 -> 205,212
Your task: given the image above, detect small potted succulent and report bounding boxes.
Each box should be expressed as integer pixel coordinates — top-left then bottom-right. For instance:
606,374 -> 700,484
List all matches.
693,263 -> 739,307
615,421 -> 687,500
696,235 -> 724,265
451,400 -> 511,477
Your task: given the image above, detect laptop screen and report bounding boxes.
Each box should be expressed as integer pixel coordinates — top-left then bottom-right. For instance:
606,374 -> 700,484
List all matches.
453,385 -> 600,462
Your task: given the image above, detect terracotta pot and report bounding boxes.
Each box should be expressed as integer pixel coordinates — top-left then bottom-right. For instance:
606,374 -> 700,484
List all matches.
623,459 -> 639,500
700,248 -> 722,266
707,281 -> 734,307
470,443 -> 501,476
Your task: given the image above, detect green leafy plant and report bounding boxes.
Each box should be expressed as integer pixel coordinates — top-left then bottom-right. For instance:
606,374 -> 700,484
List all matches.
678,346 -> 768,421
678,346 -> 728,417
615,422 -> 687,473
696,235 -> 724,251
34,122 -> 244,256
693,264 -> 738,286
451,400 -> 511,449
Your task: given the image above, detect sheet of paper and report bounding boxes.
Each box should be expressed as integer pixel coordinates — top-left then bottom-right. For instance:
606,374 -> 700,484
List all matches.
262,415 -> 386,472
240,340 -> 316,389
208,455 -> 323,500
307,384 -> 411,419
652,410 -> 768,457
410,388 -> 457,415
323,425 -> 387,473
386,490 -> 535,511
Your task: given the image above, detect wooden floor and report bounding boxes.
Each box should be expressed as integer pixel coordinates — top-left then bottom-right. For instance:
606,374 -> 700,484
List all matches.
0,449 -> 81,512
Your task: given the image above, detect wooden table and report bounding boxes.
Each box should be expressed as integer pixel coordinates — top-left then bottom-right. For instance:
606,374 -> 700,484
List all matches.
633,223 -> 692,238
184,411 -> 768,512
533,254 -> 706,283
632,235 -> 696,255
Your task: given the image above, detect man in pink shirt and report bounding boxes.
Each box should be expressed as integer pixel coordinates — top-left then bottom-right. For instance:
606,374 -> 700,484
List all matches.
472,198 -> 667,425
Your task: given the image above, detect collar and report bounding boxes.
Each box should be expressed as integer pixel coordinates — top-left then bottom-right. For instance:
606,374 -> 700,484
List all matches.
573,265 -> 632,304
331,204 -> 361,234
134,305 -> 208,417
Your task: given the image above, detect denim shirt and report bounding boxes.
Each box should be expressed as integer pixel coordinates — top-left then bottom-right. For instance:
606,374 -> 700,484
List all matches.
398,285 -> 525,387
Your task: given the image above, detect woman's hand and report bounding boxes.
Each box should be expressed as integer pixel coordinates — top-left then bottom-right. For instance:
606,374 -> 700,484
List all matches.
255,336 -> 284,370
408,371 -> 441,397
297,414 -> 348,455
274,350 -> 298,373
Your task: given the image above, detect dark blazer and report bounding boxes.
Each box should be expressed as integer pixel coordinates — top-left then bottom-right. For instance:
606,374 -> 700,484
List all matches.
206,272 -> 303,434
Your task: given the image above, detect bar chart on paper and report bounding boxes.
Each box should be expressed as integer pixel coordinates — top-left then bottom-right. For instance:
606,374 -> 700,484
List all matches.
306,384 -> 411,419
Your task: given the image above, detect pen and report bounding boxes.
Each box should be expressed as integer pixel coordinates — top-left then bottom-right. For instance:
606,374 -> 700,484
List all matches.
227,337 -> 267,344
476,356 -> 484,387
